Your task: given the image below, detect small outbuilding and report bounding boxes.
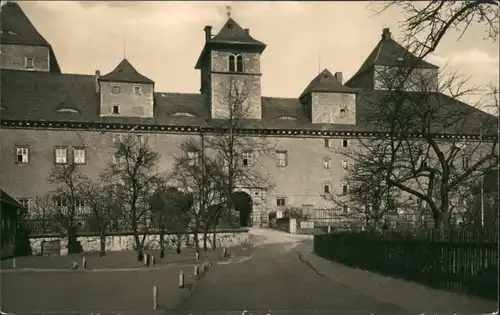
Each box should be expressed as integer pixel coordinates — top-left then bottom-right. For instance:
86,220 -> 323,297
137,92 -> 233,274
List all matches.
1,189 -> 23,259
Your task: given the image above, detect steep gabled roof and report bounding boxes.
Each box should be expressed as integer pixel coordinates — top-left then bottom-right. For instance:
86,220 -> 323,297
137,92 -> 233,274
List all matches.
0,1 -> 50,46
195,18 -> 266,69
346,28 -> 439,87
0,2 -> 61,73
300,69 -> 360,99
210,18 -> 265,46
1,70 -> 495,138
99,58 -> 154,84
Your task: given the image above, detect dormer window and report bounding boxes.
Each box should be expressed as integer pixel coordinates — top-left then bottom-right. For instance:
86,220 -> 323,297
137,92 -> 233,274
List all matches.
112,105 -> 120,115
111,85 -> 121,94
229,54 -> 244,72
134,86 -> 142,95
25,57 -> 34,70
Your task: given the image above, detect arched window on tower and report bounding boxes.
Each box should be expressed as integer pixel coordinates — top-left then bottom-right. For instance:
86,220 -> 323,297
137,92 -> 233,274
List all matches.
236,55 -> 244,72
228,55 -> 236,72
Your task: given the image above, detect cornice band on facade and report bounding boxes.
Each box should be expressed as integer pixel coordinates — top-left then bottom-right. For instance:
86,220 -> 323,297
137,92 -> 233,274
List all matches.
0,120 -> 495,141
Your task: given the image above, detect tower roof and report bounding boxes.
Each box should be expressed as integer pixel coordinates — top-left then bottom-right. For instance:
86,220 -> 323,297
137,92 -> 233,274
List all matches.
195,17 -> 266,70
0,1 -> 50,46
99,58 -> 154,84
209,18 -> 265,46
345,28 -> 439,86
300,69 -> 359,100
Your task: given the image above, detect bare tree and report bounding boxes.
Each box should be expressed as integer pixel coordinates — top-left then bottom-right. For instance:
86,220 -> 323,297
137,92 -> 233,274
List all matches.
375,1 -> 499,60
347,68 -> 497,230
80,178 -> 121,256
105,134 -> 162,259
171,137 -> 223,251
325,141 -> 404,231
48,164 -> 88,253
150,186 -> 192,257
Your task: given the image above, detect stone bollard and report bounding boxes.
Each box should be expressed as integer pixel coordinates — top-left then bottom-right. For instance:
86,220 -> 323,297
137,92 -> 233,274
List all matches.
201,263 -> 206,272
222,248 -> 227,259
151,255 -> 155,267
196,251 -> 200,261
153,286 -> 158,310
144,254 -> 148,267
178,270 -> 184,288
12,257 -> 16,268
327,225 -> 332,234
194,264 -> 199,276
82,256 -> 87,269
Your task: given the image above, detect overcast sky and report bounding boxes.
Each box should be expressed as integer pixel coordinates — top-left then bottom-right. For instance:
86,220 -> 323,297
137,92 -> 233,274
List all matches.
13,1 -> 500,110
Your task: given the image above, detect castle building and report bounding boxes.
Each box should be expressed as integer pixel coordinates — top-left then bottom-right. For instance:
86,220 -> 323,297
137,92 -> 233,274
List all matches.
0,2 -> 496,228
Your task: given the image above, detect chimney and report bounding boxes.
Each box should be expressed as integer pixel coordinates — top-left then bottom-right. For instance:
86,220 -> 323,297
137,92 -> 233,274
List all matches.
244,28 -> 250,36
334,72 -> 343,85
204,25 -> 212,42
382,28 -> 391,41
95,70 -> 100,94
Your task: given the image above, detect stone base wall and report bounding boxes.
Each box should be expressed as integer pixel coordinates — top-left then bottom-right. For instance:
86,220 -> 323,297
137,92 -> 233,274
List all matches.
29,230 -> 250,256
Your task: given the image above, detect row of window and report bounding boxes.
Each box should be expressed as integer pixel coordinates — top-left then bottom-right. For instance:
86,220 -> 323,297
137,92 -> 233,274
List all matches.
16,146 -> 86,165
24,56 -> 35,70
111,85 -> 143,96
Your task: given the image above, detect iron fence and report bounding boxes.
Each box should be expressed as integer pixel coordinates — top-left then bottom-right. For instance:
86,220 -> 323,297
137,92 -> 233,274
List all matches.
314,228 -> 498,300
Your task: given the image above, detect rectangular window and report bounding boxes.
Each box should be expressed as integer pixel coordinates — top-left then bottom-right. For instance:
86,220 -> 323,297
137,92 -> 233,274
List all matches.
323,158 -> 331,169
242,151 -> 253,167
343,204 -> 349,214
419,155 -> 428,168
25,57 -> 34,70
342,184 -> 349,195
112,153 -> 122,165
324,139 -> 330,148
73,147 -> 86,164
112,105 -> 120,115
54,147 -> 68,164
302,204 -> 313,217
462,156 -> 470,169
341,160 -> 349,169
54,197 -> 67,208
134,86 -> 142,95
342,139 -> 349,148
187,151 -> 199,165
18,198 -> 31,211
387,198 -> 396,213
323,184 -> 331,194
112,134 -> 122,143
276,197 -> 286,207
136,134 -> 143,145
276,151 -> 287,167
75,199 -> 87,215
16,147 -> 29,164
111,85 -> 121,94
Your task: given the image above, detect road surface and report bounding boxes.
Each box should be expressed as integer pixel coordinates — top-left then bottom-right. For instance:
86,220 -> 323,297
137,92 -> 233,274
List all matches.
175,229 -> 406,314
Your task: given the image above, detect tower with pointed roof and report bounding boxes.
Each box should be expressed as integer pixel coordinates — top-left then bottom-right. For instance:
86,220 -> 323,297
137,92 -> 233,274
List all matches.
345,28 -> 439,91
0,1 -> 60,73
98,58 -> 155,118
299,69 -> 359,125
195,16 -> 266,120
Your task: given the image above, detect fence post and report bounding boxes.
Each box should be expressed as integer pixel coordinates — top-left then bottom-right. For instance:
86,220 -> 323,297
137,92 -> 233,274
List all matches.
82,256 -> 87,269
178,270 -> 184,288
153,286 -> 158,310
12,257 -> 16,268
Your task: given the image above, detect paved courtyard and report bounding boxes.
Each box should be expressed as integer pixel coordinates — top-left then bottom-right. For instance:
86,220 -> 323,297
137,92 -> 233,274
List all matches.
1,229 -> 497,315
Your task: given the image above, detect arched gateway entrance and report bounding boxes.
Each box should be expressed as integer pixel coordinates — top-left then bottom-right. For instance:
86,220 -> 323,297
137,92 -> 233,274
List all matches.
231,191 -> 253,227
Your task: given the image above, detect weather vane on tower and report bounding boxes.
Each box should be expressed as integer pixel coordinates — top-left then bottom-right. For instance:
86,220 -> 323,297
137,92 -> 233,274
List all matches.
226,5 -> 232,19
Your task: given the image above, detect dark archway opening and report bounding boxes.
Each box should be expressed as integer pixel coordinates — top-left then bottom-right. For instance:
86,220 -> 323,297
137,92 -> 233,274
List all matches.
232,191 -> 253,227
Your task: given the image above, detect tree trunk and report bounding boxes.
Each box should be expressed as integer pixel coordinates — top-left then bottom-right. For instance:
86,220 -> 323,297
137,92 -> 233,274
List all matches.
133,232 -> 143,261
99,225 -> 106,257
203,229 -> 209,251
212,227 -> 217,250
159,228 -> 165,258
175,234 -> 181,254
67,226 -> 79,254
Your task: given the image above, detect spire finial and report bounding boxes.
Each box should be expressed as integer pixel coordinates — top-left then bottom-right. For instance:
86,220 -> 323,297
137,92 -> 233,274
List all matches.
123,38 -> 127,59
225,5 -> 232,19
